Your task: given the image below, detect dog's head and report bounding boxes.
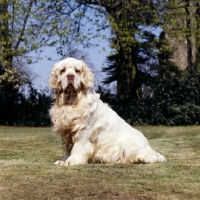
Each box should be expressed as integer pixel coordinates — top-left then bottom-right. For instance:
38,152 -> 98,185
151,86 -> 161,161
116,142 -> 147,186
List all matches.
49,57 -> 94,95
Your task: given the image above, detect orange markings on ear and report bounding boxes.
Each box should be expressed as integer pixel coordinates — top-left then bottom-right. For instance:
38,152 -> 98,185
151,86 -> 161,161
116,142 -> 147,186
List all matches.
81,62 -> 94,89
49,63 -> 60,89
60,68 -> 66,74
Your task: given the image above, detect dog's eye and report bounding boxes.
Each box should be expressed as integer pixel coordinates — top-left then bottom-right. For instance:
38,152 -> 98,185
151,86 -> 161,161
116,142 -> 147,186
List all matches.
75,69 -> 80,73
60,69 -> 65,74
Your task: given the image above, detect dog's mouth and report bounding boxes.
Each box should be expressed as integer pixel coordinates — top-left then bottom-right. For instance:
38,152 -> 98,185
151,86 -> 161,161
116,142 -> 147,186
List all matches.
64,83 -> 77,95
67,83 -> 74,89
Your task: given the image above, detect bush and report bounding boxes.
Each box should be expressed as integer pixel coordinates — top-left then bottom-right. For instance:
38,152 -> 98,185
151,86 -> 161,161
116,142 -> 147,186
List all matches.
1,68 -> 200,126
0,84 -> 52,126
100,69 -> 200,126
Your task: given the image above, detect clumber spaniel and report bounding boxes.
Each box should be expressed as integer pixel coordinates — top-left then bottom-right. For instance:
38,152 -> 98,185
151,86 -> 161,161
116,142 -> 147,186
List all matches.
49,57 -> 166,166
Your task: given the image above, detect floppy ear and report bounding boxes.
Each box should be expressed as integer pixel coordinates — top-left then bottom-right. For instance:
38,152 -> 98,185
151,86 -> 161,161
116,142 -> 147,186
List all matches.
49,63 -> 60,89
81,61 -> 94,89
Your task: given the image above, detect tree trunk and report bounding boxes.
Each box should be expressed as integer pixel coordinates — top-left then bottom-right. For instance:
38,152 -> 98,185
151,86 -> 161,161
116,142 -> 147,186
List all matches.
185,0 -> 193,69
196,2 -> 200,69
0,0 -> 12,70
117,49 -> 141,100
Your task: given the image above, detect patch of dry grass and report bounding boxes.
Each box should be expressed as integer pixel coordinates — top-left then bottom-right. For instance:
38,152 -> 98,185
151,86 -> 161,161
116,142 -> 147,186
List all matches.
0,126 -> 200,200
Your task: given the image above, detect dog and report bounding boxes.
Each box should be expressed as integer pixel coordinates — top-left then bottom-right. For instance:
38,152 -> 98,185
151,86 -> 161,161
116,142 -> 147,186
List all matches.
49,57 -> 166,166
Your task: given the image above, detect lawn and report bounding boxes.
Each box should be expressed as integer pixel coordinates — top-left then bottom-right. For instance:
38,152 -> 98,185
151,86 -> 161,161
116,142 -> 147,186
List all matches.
0,126 -> 200,200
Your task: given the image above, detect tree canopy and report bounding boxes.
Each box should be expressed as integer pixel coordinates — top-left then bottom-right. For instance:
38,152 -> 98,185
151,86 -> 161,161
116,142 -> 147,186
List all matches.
1,0 -> 200,102
1,0 -> 200,126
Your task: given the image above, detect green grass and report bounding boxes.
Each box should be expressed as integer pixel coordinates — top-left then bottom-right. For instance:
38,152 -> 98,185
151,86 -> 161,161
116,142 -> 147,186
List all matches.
0,126 -> 200,200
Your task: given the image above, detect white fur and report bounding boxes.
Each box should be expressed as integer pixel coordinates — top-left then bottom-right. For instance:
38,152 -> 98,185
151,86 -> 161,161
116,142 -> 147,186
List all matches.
49,57 -> 166,166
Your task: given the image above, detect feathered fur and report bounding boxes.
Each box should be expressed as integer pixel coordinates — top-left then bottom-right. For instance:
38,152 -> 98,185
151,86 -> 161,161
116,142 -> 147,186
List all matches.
49,57 -> 166,165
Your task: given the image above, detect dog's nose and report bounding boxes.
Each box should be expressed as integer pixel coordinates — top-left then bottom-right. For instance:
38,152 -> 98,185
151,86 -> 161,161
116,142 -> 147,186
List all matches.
67,74 -> 75,79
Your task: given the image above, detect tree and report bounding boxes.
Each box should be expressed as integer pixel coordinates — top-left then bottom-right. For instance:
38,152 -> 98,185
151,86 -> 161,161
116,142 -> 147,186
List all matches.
70,0 -> 161,100
0,0 -> 86,123
0,0 -> 83,100
3,0 -> 199,102
161,0 -> 200,70
0,0 -> 179,101
195,2 -> 200,70
0,0 -> 29,115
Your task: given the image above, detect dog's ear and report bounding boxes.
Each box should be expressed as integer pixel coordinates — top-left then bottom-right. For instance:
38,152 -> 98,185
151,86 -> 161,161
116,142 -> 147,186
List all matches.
49,63 -> 60,89
81,61 -> 94,89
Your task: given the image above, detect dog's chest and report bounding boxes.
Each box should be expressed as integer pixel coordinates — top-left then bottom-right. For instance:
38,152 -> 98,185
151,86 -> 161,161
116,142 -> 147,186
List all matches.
50,102 -> 89,132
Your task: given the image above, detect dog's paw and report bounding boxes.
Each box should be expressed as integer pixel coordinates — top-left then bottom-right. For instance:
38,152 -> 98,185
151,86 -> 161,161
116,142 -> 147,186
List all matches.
54,156 -> 87,166
62,156 -> 86,166
54,160 -> 65,165
62,159 -> 78,166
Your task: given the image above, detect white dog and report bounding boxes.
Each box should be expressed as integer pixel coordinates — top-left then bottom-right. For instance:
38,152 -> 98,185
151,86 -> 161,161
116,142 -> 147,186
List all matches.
49,57 -> 166,166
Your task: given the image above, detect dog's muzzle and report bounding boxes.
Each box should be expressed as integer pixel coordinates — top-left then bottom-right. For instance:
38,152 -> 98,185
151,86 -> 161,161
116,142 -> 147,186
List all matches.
67,74 -> 75,88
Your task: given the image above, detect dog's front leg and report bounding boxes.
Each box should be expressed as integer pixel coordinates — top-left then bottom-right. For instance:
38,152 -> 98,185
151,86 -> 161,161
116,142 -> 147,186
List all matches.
60,138 -> 94,166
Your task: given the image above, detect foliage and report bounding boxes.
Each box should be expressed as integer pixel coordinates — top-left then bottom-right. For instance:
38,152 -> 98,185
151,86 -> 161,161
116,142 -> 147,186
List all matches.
102,29 -> 159,100
1,66 -> 200,127
0,0 -> 85,108
1,0 -> 200,126
0,0 -> 84,126
78,0 -> 161,100
0,83 -> 52,126
0,0 -> 84,66
100,67 -> 200,126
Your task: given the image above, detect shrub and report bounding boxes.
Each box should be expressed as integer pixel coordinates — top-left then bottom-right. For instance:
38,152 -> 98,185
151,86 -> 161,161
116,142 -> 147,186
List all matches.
1,68 -> 200,126
0,83 -> 52,126
100,69 -> 200,126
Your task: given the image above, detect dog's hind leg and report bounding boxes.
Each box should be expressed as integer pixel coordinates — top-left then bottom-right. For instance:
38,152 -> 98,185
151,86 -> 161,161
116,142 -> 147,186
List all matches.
135,146 -> 166,163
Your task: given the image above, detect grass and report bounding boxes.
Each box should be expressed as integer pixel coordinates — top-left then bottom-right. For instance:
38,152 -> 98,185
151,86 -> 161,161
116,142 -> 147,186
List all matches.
0,126 -> 200,200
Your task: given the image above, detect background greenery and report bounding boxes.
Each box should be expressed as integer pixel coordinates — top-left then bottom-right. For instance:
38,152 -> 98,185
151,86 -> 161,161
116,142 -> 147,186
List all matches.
1,1 -> 200,126
0,83 -> 52,126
